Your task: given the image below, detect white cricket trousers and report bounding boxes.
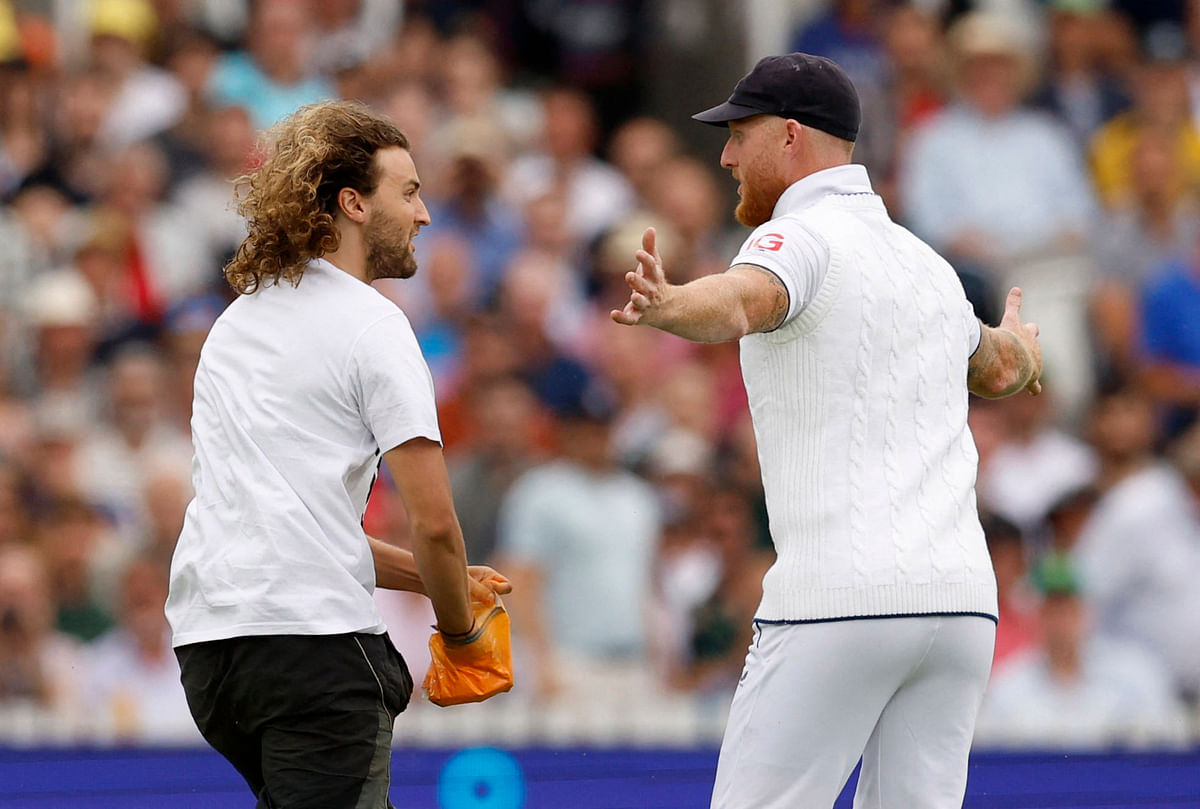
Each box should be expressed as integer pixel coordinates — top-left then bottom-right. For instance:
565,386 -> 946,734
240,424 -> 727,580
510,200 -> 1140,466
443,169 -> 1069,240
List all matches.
710,615 -> 995,809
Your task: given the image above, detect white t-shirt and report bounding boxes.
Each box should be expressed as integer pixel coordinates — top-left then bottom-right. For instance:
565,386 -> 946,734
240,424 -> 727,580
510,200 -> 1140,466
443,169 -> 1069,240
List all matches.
166,259 -> 441,646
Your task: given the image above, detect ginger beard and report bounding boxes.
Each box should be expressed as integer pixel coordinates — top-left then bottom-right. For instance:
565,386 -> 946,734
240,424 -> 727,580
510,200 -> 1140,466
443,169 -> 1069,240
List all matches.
364,207 -> 418,281
734,147 -> 789,228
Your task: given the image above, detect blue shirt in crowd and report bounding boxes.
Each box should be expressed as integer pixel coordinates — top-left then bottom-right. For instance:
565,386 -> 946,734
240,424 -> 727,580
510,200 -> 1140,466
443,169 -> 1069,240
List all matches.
901,104 -> 1097,257
1141,260 -> 1200,368
208,52 -> 333,130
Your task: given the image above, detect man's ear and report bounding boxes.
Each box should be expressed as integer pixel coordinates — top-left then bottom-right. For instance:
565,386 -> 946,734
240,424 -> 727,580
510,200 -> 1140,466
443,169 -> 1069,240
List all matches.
338,187 -> 368,224
783,119 -> 804,154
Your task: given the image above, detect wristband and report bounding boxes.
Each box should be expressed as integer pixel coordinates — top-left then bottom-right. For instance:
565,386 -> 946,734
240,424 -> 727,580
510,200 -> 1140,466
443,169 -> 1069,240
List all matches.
437,620 -> 478,643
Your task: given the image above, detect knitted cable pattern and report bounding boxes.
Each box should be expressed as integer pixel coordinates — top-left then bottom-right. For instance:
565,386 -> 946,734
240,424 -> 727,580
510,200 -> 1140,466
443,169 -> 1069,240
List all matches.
845,213 -> 877,586
877,225 -> 916,579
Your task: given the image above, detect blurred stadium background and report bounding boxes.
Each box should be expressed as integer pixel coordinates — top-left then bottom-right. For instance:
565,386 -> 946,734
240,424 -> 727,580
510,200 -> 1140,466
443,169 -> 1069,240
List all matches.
1,0 -> 1199,806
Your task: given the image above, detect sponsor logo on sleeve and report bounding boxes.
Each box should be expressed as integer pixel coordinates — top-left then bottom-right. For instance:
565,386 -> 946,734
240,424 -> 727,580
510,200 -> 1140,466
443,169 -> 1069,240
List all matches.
751,233 -> 785,252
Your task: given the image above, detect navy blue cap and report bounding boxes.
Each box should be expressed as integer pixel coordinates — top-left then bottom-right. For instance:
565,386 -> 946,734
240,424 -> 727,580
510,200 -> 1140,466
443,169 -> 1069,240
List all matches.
693,53 -> 861,142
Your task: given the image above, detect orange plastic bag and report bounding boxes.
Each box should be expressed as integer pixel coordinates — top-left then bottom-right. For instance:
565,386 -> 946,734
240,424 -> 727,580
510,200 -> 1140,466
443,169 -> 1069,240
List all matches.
423,595 -> 514,707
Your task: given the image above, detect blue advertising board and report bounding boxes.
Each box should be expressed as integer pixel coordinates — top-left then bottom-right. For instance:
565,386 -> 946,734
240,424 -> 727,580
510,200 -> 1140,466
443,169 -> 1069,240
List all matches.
2,746 -> 1198,808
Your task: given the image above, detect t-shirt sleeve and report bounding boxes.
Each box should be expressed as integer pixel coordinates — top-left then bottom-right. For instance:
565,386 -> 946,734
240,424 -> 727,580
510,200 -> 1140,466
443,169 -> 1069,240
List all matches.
730,217 -> 830,327
966,311 -> 982,357
349,312 -> 442,453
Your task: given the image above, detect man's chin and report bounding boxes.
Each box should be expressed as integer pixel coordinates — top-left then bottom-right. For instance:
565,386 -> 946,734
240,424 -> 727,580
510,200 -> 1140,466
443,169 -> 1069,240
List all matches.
735,200 -> 770,228
365,256 -> 418,282
388,261 -> 418,280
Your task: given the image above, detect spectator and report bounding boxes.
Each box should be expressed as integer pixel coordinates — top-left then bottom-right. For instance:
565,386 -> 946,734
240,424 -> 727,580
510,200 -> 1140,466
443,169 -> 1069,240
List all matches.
502,0 -> 647,134
18,269 -> 102,416
651,506 -> 720,690
206,0 -> 333,130
406,234 -> 481,389
588,305 -> 689,470
1033,0 -> 1131,147
447,375 -> 546,564
789,0 -> 888,96
522,188 -> 576,264
161,294 -> 225,436
82,556 -> 198,743
421,117 -> 522,303
852,3 -> 949,216
1092,128 -> 1200,377
495,393 -> 662,698
1073,383 -> 1200,697
715,410 -> 773,552
901,10 -> 1099,420
171,104 -> 256,272
0,545 -> 83,735
72,212 -> 147,349
676,489 -> 772,696
74,346 -> 192,542
87,0 -> 186,151
495,248 -> 592,415
1043,485 -> 1101,557
373,13 -> 441,89
308,0 -> 401,82
0,62 -> 47,195
1089,39 -> 1200,209
36,496 -> 115,643
1094,128 -> 1199,285
86,141 -> 214,334
377,79 -> 438,154
977,389 -> 1097,532
0,183 -> 77,308
902,12 -> 1097,262
434,32 -> 541,150
982,512 -> 1039,674
1138,232 -> 1200,431
157,26 -> 222,177
642,360 -> 722,480
25,397 -> 90,508
504,87 -> 635,248
977,555 -> 1190,748
644,156 -> 732,285
134,467 -> 189,569
607,116 -> 682,208
433,313 -> 524,451
34,72 -> 111,202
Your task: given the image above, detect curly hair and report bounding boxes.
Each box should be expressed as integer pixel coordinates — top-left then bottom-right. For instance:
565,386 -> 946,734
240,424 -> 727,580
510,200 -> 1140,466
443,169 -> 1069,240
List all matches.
224,101 -> 410,295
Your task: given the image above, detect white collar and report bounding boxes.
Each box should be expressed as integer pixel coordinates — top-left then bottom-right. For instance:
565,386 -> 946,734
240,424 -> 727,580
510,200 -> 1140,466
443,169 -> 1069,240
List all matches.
772,164 -> 875,218
310,256 -> 366,285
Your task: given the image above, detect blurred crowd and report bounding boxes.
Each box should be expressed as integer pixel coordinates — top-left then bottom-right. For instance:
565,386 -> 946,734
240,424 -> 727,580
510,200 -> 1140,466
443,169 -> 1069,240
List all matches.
0,0 -> 1199,750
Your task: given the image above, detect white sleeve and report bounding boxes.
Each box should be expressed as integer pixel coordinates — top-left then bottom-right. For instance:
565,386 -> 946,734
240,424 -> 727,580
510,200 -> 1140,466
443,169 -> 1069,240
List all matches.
966,311 -> 982,357
349,312 -> 442,453
731,217 -> 830,328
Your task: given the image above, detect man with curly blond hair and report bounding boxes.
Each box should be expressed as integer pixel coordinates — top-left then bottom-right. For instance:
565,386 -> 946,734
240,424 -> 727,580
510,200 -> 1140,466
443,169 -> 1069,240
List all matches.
165,100 -> 509,808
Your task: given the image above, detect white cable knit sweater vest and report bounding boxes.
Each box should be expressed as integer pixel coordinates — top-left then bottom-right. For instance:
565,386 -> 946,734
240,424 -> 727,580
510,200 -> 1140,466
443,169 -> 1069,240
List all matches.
741,192 -> 998,622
